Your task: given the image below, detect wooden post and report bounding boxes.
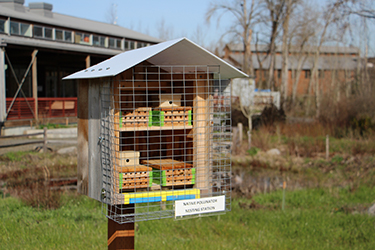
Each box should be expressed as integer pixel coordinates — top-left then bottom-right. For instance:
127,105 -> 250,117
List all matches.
32,50 -> 38,123
43,127 -> 47,153
232,127 -> 239,155
108,205 -> 135,250
325,135 -> 329,160
193,74 -> 210,195
85,55 -> 91,69
0,48 -> 5,124
238,123 -> 243,145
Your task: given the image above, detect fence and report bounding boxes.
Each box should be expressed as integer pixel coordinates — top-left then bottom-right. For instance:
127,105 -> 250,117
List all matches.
6,97 -> 78,120
0,127 -> 48,151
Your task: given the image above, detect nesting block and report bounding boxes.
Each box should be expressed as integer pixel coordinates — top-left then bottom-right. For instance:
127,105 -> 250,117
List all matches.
141,159 -> 195,187
159,94 -> 181,107
151,107 -> 192,127
120,107 -> 151,128
117,165 -> 153,191
153,168 -> 195,186
114,151 -> 153,191
116,151 -> 140,167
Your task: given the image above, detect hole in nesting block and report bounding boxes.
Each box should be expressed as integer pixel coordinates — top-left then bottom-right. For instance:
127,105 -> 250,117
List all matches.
126,159 -> 130,163
169,101 -> 173,105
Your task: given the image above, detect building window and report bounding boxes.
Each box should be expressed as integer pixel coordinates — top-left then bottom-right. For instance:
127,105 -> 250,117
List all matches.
33,26 -> 43,37
305,70 -> 311,78
10,21 -> 19,35
44,27 -> 53,39
277,70 -> 281,78
54,29 -> 72,42
64,31 -> 72,42
10,21 -> 31,36
109,37 -> 122,49
137,42 -> 147,48
125,40 -> 136,50
33,26 -> 54,39
20,23 -> 30,36
55,29 -> 63,40
75,32 -> 90,44
0,20 -> 5,33
93,35 -> 106,47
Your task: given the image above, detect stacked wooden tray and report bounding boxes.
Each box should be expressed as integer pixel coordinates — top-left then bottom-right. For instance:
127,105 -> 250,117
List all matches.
115,151 -> 153,191
117,165 -> 153,191
151,107 -> 192,127
120,107 -> 151,128
141,159 -> 195,187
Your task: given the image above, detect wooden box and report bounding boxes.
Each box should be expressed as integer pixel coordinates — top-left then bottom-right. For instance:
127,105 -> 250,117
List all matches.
151,107 -> 192,127
121,107 -> 151,128
116,151 -> 140,167
141,159 -> 195,187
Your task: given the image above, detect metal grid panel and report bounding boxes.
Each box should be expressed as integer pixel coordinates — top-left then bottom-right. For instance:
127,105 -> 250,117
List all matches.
100,65 -> 232,223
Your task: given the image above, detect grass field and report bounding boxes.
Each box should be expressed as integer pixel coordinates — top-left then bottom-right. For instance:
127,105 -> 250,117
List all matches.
1,124 -> 375,249
1,186 -> 374,250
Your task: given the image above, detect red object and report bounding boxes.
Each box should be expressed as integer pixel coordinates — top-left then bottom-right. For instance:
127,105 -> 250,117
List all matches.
6,97 -> 77,120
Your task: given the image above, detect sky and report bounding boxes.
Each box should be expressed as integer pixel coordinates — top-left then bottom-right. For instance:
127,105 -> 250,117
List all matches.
23,0 -> 226,48
22,0 -> 373,56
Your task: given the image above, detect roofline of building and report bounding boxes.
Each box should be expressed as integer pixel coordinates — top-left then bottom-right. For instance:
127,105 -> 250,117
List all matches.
0,34 -> 121,56
0,2 -> 162,43
226,43 -> 360,55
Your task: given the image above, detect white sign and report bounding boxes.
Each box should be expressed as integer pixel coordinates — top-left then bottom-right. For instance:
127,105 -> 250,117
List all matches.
175,196 -> 226,217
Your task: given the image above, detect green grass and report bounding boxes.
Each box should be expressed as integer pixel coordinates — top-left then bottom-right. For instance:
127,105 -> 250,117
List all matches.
1,186 -> 374,249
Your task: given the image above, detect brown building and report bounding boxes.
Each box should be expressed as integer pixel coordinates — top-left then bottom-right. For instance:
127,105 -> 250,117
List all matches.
222,43 -> 360,97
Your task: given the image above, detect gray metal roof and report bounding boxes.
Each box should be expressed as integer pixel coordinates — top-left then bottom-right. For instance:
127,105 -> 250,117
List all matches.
64,38 -> 248,80
0,3 -> 162,43
228,53 -> 360,70
227,43 -> 360,55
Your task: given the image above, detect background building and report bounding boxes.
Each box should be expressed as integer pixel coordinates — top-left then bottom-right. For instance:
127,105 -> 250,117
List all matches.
222,43 -> 360,97
0,0 -> 162,127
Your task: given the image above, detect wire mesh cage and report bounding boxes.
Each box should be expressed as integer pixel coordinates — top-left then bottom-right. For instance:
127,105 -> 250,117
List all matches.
100,64 -> 232,224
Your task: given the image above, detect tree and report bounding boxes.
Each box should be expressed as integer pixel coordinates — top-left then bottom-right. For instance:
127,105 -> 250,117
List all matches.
288,1 -> 317,105
156,18 -> 175,41
106,3 -> 118,25
305,0 -> 342,117
281,0 -> 292,109
334,0 -> 375,19
206,0 -> 263,76
263,0 -> 286,90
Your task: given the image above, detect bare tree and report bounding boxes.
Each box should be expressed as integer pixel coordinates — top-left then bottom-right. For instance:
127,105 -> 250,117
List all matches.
206,0 -> 263,76
306,1 -> 342,117
281,0 -> 292,109
288,1 -> 317,105
334,0 -> 375,19
106,3 -> 118,25
156,18 -> 175,41
263,0 -> 286,90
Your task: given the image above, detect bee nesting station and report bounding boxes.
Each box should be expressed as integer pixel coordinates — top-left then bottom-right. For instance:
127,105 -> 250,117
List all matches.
64,38 -> 247,249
